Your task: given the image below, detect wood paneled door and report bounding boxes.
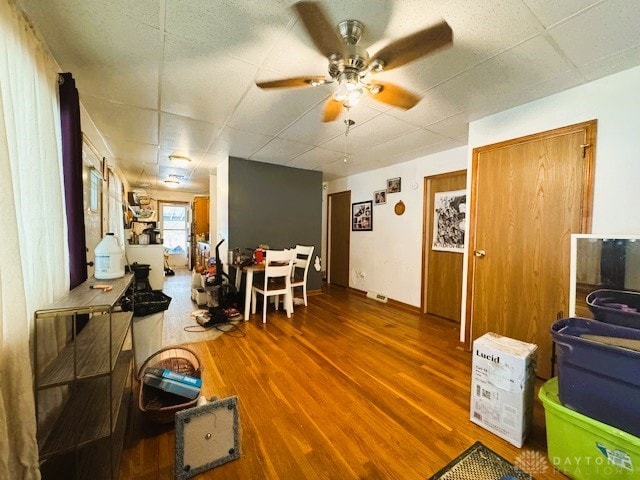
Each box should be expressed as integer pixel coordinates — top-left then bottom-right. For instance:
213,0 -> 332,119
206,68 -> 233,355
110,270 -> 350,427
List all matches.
328,191 -> 351,287
423,170 -> 467,321
466,121 -> 596,378
192,196 -> 210,237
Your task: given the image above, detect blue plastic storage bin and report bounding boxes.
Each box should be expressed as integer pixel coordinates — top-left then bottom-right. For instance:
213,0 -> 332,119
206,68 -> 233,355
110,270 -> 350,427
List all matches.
587,289 -> 640,329
551,317 -> 640,437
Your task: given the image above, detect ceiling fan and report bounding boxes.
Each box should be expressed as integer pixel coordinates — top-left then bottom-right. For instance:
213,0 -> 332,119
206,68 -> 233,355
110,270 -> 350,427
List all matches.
256,1 -> 453,122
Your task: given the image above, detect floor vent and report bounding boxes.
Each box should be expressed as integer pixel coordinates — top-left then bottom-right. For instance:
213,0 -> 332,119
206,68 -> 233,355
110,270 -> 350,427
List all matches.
366,291 -> 388,303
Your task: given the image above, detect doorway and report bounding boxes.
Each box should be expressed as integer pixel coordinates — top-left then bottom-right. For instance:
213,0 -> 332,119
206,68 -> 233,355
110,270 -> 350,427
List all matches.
422,170 -> 467,321
327,191 -> 351,287
159,202 -> 190,268
466,120 -> 596,378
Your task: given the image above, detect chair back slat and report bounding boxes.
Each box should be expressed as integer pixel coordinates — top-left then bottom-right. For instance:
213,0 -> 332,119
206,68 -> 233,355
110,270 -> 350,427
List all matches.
262,249 -> 294,289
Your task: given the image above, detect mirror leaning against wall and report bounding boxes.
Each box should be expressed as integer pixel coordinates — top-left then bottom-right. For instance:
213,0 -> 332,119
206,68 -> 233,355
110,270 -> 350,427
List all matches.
569,234 -> 640,318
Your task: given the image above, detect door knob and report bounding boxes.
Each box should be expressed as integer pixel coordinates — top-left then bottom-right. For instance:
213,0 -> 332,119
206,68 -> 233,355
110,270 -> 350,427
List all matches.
474,250 -> 486,258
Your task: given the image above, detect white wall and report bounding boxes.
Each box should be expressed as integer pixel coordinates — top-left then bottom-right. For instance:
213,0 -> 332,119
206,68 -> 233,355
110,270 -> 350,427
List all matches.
209,174 -> 217,247
326,146 -> 468,306
326,65 -> 640,325
216,158 -> 230,270
461,64 -> 640,340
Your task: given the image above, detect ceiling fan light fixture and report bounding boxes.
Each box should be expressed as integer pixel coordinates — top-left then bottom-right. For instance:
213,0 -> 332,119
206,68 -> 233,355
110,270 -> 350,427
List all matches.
334,75 -> 364,106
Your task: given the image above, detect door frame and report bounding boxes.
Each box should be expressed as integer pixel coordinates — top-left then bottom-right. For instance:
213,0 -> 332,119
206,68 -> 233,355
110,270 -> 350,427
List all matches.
464,120 -> 597,348
158,200 -> 191,268
326,190 -> 351,285
421,169 -> 466,313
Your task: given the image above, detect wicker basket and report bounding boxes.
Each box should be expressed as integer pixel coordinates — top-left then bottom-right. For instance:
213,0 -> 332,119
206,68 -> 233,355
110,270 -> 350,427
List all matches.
137,346 -> 202,424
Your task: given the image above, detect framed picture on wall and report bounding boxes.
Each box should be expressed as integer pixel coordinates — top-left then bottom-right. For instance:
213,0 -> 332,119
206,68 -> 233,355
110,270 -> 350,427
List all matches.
387,177 -> 401,193
374,190 -> 386,205
352,201 -> 373,231
432,189 -> 466,252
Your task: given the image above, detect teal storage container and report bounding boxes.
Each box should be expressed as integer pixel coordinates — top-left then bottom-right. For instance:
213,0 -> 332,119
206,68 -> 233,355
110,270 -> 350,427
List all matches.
539,378 -> 640,479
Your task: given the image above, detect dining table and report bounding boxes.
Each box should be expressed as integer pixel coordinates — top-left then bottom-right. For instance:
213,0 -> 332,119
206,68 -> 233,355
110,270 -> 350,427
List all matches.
231,263 -> 266,321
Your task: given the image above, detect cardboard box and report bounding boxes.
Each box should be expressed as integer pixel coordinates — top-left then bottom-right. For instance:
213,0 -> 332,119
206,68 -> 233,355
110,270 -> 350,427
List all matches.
470,332 -> 537,447
191,287 -> 207,306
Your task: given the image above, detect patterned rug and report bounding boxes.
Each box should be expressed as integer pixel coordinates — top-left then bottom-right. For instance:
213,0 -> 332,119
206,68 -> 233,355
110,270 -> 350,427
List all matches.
429,442 -> 534,480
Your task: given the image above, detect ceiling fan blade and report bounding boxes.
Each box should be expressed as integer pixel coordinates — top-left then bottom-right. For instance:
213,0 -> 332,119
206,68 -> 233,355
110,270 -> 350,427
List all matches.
256,76 -> 328,89
369,20 -> 453,71
293,1 -> 344,58
322,98 -> 343,122
367,82 -> 421,110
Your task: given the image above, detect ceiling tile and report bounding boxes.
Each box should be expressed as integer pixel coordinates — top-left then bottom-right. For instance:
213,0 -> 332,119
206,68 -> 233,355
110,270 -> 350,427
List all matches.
20,0 -> 163,109
387,139 -> 466,164
81,96 -> 158,144
209,127 -> 274,160
435,0 -> 544,59
425,112 -> 472,142
321,114 -> 418,153
363,129 -> 448,160
260,20 -> 331,78
227,82 -> 329,136
393,34 -> 575,127
165,0 -> 292,65
522,0 -> 605,28
159,113 -> 221,152
277,103 -> 380,145
104,138 -> 159,164
162,35 -> 259,125
548,0 -> 640,67
285,147 -> 343,170
581,43 -> 640,82
20,0 -> 640,189
250,138 -> 313,164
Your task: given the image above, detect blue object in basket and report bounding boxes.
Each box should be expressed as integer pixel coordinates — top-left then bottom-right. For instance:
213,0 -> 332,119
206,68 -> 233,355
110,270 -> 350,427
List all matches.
551,317 -> 640,437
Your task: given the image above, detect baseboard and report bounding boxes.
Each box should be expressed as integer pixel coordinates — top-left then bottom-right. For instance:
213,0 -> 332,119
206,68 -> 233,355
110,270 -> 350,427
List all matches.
348,287 -> 421,314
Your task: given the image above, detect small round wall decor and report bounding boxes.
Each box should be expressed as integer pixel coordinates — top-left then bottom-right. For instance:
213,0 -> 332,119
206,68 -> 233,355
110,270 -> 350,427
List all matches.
394,200 -> 406,215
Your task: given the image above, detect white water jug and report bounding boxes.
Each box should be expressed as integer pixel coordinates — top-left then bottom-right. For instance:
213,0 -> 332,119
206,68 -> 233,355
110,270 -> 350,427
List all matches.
95,233 -> 125,279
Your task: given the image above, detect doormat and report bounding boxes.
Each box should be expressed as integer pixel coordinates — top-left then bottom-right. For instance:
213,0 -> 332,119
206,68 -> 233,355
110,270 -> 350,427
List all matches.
429,442 -> 534,480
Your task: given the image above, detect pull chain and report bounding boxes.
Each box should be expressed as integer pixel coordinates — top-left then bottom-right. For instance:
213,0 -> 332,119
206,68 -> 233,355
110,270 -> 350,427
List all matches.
343,110 -> 355,163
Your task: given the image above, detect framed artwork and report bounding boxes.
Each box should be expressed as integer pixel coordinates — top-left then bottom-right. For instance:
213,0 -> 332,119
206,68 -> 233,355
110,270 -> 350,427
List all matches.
432,189 -> 466,252
352,201 -> 373,231
387,177 -> 401,193
374,190 -> 386,205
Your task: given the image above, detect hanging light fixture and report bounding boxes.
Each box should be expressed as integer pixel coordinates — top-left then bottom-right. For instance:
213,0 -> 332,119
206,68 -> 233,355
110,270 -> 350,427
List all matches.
136,165 -> 152,187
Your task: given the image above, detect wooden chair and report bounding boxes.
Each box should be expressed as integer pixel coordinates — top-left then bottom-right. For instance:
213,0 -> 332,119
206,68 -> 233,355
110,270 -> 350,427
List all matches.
251,249 -> 294,323
290,245 -> 315,306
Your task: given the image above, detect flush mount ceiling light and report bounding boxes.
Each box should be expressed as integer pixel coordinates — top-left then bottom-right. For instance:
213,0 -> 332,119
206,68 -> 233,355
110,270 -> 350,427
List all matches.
164,179 -> 181,188
169,154 -> 191,166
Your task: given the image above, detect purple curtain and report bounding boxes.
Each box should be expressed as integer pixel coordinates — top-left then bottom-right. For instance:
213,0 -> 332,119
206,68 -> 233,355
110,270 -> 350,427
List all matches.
59,73 -> 87,289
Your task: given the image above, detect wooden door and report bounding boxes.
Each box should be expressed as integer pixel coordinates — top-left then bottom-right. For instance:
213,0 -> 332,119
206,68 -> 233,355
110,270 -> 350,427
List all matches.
193,196 -> 209,236
423,171 -> 466,321
328,191 -> 350,287
467,121 -> 595,378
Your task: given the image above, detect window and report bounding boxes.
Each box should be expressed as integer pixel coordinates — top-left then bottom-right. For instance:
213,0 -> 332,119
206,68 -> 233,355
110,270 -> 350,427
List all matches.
89,168 -> 101,212
161,203 -> 188,254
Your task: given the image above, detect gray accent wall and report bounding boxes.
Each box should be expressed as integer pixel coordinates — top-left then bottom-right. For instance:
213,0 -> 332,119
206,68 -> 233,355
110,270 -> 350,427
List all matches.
228,157 -> 323,290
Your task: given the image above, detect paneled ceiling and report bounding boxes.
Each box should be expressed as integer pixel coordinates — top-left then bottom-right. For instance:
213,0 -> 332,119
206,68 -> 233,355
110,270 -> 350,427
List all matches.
18,0 -> 640,193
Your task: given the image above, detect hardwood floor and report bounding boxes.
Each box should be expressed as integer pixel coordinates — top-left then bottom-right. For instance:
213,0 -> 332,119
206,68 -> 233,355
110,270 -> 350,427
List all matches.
119,286 -> 566,479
